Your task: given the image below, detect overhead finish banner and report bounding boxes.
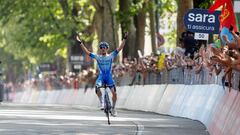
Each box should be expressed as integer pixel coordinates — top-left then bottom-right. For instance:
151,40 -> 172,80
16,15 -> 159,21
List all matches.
184,8 -> 221,34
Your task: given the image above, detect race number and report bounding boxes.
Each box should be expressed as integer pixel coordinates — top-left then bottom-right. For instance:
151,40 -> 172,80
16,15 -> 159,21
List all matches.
194,33 -> 209,40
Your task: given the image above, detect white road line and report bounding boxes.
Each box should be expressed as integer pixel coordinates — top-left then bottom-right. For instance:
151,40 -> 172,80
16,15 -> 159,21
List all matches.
0,109 -> 167,122
133,121 -> 144,135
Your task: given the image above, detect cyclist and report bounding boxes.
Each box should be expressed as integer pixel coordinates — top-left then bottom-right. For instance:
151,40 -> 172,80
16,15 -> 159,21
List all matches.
76,32 -> 128,117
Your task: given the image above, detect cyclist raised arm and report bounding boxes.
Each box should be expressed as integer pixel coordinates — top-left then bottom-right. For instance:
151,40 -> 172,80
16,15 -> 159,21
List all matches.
76,32 -> 128,54
117,32 -> 128,52
76,32 -> 128,117
76,35 -> 91,56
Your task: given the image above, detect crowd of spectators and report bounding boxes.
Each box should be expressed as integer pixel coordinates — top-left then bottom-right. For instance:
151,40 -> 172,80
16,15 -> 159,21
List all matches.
165,27 -> 240,92
4,27 -> 240,93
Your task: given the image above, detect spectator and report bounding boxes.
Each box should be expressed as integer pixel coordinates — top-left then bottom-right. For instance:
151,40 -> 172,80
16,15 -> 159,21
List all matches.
182,31 -> 198,59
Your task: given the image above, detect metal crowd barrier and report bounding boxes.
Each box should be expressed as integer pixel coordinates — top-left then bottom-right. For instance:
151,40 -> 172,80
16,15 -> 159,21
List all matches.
117,67 -> 239,91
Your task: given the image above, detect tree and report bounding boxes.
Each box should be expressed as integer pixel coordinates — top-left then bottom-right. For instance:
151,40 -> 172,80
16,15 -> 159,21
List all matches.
91,0 -> 118,52
118,0 -> 147,58
148,1 -> 157,54
176,0 -> 193,46
194,0 -> 214,9
119,0 -> 137,58
0,0 -> 96,81
134,0 -> 146,57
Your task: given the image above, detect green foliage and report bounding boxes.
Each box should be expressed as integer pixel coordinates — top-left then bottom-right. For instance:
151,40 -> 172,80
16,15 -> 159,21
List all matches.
159,0 -> 177,17
164,29 -> 177,48
158,0 -> 177,48
199,0 -> 215,9
0,0 -> 95,61
116,0 -> 145,31
0,0 -> 181,82
0,0 -> 95,81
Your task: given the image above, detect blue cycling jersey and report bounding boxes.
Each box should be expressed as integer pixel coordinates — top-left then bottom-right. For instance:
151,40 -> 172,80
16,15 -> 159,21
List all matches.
89,50 -> 118,87
89,50 -> 118,76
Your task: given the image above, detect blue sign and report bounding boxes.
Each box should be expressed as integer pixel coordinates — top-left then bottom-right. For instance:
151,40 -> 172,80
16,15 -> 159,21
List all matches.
184,8 -> 221,34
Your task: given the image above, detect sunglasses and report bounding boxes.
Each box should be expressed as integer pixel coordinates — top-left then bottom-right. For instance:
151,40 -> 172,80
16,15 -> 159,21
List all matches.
100,46 -> 108,49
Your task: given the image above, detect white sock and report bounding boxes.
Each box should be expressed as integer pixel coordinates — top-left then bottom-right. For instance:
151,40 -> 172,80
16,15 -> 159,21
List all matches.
112,102 -> 116,109
99,96 -> 103,104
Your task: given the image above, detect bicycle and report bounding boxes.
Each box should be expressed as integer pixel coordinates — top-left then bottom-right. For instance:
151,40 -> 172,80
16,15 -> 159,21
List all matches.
102,84 -> 112,125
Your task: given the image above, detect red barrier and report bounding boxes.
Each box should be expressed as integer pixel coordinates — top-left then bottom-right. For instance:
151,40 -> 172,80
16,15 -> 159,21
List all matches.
222,91 -> 238,135
209,89 -> 240,135
229,92 -> 240,135
209,91 -> 228,135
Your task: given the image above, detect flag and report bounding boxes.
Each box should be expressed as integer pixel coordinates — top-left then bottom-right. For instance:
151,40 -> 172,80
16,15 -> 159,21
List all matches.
208,0 -> 226,13
208,0 -> 238,31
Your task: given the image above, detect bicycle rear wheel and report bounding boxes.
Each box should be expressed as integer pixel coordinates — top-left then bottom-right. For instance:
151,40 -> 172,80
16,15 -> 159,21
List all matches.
105,109 -> 110,125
